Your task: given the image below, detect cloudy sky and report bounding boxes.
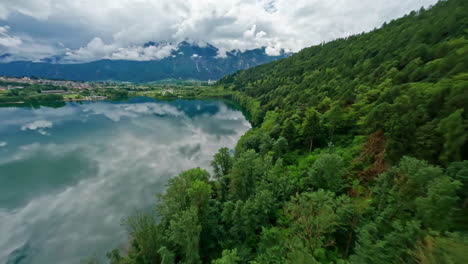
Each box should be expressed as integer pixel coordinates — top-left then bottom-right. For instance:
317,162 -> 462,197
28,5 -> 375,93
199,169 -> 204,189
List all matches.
0,0 -> 438,62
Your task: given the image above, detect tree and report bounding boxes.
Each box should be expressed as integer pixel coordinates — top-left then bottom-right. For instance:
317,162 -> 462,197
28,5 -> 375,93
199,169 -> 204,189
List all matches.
351,220 -> 424,264
158,247 -> 175,264
187,180 -> 213,217
415,176 -> 461,231
447,161 -> 468,208
221,190 -> 278,257
211,148 -> 233,200
212,249 -> 240,264
302,108 -> 322,152
283,190 -> 351,262
309,154 -> 346,193
324,103 -> 344,140
157,169 -> 210,224
272,136 -> 288,160
229,150 -> 269,201
281,119 -> 297,147
255,227 -> 288,264
123,212 -> 163,264
409,233 -> 468,264
167,207 -> 202,264
437,109 -> 467,164
211,148 -> 233,180
352,157 -> 463,263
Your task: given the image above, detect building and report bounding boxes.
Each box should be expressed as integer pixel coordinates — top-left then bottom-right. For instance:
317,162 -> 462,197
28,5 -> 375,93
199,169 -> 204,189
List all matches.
163,89 -> 174,95
41,90 -> 67,94
7,85 -> 24,90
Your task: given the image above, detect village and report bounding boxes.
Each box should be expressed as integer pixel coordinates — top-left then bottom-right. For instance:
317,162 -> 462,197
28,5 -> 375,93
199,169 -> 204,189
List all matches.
0,75 -> 223,104
0,76 -> 93,90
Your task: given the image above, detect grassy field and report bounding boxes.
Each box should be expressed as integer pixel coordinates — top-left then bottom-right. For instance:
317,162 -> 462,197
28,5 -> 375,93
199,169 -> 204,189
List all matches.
63,93 -> 83,100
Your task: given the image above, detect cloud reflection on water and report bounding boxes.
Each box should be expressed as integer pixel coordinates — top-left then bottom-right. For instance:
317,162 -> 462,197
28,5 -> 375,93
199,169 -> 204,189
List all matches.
0,98 -> 250,263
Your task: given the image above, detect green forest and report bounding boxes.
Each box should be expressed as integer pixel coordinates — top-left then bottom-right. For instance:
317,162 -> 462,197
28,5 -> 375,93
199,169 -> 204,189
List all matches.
106,0 -> 468,263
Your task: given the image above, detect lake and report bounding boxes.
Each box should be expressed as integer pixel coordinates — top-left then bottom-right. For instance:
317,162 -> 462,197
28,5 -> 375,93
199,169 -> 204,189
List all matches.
0,97 -> 251,264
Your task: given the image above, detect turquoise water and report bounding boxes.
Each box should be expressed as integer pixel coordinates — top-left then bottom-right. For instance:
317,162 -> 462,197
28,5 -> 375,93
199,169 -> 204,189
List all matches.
0,97 -> 251,264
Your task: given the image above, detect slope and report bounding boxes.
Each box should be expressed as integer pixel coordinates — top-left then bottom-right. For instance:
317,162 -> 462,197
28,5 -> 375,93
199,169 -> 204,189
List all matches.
105,1 -> 468,263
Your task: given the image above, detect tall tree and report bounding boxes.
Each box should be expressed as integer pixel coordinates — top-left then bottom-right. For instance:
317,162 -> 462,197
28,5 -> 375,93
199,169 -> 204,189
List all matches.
437,109 -> 467,164
302,108 -> 322,152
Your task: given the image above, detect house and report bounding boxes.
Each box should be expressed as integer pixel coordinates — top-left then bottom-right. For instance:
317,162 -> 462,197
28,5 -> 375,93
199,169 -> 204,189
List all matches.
41,90 -> 67,94
7,85 -> 24,90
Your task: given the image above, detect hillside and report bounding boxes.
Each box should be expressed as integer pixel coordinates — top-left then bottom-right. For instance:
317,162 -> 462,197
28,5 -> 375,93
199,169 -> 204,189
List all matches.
106,0 -> 468,263
220,0 -> 468,164
0,42 -> 289,82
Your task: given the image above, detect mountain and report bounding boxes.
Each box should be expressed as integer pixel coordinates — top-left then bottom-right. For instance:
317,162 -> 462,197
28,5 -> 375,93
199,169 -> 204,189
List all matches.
0,42 -> 290,82
110,0 -> 468,263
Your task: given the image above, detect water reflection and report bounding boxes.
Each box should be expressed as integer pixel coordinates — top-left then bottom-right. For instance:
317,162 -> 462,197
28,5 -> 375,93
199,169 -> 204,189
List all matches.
0,97 -> 250,264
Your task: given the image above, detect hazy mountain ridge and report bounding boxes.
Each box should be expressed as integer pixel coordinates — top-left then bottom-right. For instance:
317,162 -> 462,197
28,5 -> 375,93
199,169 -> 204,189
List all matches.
0,42 -> 290,82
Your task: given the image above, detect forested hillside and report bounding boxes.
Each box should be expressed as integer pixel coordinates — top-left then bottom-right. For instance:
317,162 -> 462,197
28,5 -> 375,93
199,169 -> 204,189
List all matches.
108,0 -> 468,263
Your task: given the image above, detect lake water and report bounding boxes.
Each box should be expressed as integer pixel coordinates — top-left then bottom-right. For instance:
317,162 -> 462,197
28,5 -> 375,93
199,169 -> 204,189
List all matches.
0,97 -> 251,264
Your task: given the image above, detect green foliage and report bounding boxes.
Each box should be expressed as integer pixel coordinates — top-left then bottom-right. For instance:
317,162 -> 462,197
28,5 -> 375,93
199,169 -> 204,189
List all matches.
211,249 -> 240,264
228,150 -> 270,201
283,190 -> 351,262
415,176 -> 461,230
351,220 -> 424,264
351,157 -> 463,263
211,148 -> 233,180
447,161 -> 468,208
167,207 -> 202,264
437,109 -> 467,164
409,233 -> 468,264
105,89 -> 128,100
308,153 -> 347,193
301,108 -> 323,152
219,0 -> 468,164
112,1 -> 468,263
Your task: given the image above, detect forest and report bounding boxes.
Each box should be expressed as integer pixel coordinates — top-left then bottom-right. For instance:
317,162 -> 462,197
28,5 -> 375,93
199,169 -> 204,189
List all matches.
106,0 -> 468,263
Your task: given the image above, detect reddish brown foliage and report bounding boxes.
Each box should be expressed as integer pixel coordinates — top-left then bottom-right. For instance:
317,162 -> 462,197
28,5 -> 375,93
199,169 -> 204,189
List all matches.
353,130 -> 388,182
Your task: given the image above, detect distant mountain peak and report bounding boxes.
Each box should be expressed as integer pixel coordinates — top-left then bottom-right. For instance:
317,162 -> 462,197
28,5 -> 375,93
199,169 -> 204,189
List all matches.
143,41 -> 157,48
0,41 -> 292,82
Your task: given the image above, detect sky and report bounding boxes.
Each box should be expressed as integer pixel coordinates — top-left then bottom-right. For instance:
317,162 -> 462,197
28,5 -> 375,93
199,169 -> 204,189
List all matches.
0,0 -> 439,62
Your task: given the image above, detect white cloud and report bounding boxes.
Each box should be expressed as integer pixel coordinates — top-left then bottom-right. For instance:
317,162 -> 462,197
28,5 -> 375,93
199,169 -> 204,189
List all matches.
83,102 -> 184,122
21,120 -> 53,131
0,141 -> 7,147
21,120 -> 53,135
0,0 -> 439,61
0,100 -> 251,263
215,47 -> 228,58
265,43 -> 283,56
0,26 -> 58,61
0,26 -> 22,47
0,0 -> 53,20
122,103 -> 183,116
64,38 -> 177,62
37,130 -> 50,136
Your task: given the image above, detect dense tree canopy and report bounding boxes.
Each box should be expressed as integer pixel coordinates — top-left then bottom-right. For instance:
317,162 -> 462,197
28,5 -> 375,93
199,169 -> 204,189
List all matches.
105,1 -> 468,263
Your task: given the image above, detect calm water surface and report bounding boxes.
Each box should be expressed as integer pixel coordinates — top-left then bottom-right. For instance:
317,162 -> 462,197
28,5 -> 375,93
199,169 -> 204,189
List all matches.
0,97 -> 250,264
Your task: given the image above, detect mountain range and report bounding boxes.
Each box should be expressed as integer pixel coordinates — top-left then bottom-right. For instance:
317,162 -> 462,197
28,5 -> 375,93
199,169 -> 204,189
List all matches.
0,41 -> 290,82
